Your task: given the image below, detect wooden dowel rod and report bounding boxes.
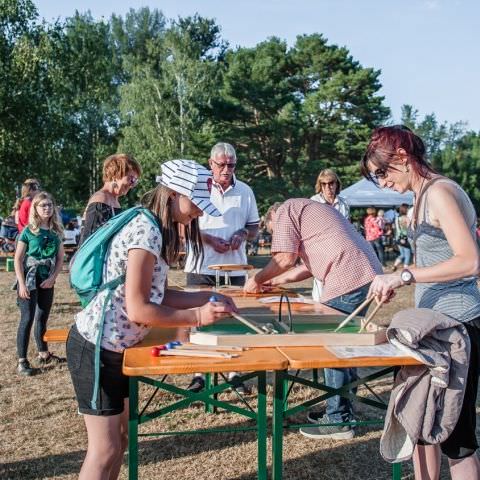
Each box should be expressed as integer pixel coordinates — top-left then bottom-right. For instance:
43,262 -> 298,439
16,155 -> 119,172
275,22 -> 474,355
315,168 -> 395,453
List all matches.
358,299 -> 385,333
176,344 -> 246,352
334,296 -> 374,332
231,312 -> 265,334
160,350 -> 238,359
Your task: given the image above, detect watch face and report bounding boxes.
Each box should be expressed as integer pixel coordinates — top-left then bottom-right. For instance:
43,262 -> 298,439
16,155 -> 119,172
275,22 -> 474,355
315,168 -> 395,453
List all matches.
401,270 -> 412,283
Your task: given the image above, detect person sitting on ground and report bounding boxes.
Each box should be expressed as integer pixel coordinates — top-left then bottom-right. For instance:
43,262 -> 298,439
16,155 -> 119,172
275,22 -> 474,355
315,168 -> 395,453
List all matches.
244,198 -> 382,440
14,192 -> 65,376
78,153 -> 141,245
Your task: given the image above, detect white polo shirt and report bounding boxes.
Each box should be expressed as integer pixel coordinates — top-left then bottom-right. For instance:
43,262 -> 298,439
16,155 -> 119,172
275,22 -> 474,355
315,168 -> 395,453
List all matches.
184,176 -> 260,276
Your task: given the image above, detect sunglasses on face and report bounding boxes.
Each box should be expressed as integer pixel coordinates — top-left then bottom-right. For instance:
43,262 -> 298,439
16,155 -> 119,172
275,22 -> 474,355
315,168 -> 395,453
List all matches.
211,158 -> 237,170
372,168 -> 388,180
38,202 -> 53,209
321,181 -> 336,187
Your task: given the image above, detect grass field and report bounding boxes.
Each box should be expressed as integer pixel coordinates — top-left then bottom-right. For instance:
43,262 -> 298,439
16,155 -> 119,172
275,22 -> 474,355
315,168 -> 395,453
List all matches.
0,258 -> 475,479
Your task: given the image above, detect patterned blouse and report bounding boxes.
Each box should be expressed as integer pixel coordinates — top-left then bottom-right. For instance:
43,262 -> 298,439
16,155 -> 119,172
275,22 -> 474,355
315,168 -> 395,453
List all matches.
75,213 -> 168,352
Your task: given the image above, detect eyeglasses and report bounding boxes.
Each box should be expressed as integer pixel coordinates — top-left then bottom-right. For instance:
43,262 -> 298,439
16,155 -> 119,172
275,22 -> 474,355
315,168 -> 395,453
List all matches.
372,168 -> 388,180
211,158 -> 237,170
128,175 -> 139,186
38,202 -> 53,209
321,181 -> 336,187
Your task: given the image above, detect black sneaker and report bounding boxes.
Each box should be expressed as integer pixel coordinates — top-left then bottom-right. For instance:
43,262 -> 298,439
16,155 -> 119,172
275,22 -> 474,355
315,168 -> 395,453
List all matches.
187,376 -> 205,393
17,359 -> 34,376
299,415 -> 354,440
306,408 -> 326,424
37,353 -> 66,366
229,375 -> 252,395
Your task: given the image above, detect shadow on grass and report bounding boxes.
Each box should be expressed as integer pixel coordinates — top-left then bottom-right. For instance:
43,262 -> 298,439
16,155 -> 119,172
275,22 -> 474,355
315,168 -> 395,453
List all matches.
0,417 -> 257,479
0,417 -> 400,480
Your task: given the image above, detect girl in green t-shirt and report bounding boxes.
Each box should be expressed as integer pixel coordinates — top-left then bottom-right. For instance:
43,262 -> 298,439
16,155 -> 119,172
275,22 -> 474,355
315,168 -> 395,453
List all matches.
14,191 -> 65,376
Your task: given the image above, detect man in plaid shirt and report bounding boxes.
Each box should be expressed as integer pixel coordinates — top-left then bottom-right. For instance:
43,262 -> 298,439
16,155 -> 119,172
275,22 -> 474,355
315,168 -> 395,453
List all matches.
245,198 -> 383,440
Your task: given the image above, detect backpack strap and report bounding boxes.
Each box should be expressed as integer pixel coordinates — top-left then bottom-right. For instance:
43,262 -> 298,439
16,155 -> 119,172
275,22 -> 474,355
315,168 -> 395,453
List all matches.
89,207 -> 159,410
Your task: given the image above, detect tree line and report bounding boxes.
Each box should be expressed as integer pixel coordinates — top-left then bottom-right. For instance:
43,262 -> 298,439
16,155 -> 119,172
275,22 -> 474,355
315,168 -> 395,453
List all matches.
1,0 -> 479,216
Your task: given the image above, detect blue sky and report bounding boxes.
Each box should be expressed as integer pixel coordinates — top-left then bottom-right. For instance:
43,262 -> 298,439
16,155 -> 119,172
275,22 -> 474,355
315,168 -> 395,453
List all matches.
35,0 -> 480,131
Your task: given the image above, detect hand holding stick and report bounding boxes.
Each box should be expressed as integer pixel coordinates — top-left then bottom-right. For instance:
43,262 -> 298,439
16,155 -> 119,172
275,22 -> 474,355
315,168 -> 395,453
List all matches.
358,297 -> 386,333
334,296 -> 374,332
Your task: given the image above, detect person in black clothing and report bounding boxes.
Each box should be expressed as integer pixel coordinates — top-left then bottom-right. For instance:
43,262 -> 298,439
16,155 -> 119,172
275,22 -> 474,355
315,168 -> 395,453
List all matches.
79,154 -> 142,245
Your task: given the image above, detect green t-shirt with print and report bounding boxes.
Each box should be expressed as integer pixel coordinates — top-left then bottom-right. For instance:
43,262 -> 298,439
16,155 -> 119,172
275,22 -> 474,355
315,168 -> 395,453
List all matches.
18,227 -> 61,281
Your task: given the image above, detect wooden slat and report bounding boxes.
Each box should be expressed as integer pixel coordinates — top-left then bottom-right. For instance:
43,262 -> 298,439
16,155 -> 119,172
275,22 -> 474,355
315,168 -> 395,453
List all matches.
190,329 -> 387,348
123,345 -> 288,376
276,346 -> 421,369
43,328 -> 69,343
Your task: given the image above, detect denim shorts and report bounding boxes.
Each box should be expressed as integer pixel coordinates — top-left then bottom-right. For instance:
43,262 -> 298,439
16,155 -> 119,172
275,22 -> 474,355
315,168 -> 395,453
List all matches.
66,324 -> 129,416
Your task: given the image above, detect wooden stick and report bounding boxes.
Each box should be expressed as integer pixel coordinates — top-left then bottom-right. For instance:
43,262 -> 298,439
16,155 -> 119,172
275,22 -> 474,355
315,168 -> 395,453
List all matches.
358,298 -> 385,333
230,312 -> 265,334
176,344 -> 246,352
334,296 -> 374,332
160,350 -> 238,359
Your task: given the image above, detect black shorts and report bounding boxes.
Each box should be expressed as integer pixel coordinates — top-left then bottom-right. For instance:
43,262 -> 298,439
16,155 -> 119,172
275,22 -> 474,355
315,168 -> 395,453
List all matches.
66,324 -> 129,416
438,319 -> 480,459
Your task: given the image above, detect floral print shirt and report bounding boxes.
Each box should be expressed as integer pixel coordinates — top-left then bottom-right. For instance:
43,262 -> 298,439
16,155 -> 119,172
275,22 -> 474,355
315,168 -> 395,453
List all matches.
75,213 -> 168,352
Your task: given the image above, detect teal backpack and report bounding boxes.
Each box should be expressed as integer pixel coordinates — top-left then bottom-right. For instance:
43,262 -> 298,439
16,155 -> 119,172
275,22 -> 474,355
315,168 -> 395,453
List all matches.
70,206 -> 159,409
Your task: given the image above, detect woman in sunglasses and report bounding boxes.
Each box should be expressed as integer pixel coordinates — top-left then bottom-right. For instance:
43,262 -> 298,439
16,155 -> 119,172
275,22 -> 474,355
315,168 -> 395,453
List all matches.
14,192 -> 65,375
310,169 -> 350,301
78,154 -> 141,245
361,125 -> 480,479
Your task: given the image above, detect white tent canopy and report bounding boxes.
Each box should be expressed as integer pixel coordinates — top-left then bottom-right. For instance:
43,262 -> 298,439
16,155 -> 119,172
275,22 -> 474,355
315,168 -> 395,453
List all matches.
340,178 -> 414,207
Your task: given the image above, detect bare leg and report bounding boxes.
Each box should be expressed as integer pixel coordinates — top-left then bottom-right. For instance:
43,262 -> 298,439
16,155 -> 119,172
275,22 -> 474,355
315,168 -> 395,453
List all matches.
79,411 -> 125,480
449,453 -> 480,480
413,444 -> 441,480
108,399 -> 129,480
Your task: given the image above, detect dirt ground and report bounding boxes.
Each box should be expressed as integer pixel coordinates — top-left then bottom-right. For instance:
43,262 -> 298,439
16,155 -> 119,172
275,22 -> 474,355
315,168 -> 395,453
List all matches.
0,256 -> 476,479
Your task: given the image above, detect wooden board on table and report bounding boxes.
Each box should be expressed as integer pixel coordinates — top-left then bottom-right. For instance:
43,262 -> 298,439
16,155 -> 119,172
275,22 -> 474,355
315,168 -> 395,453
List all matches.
190,330 -> 387,347
214,287 -> 298,298
190,317 -> 387,347
208,264 -> 254,271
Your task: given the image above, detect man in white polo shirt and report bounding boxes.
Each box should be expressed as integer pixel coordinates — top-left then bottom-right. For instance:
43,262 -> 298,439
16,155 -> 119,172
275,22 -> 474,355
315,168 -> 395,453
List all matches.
184,142 -> 260,393
184,142 -> 260,287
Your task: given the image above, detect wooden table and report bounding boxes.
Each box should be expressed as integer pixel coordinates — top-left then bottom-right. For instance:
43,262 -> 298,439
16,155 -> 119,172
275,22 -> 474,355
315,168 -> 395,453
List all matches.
271,347 -> 421,480
120,293 -> 422,480
123,333 -> 288,480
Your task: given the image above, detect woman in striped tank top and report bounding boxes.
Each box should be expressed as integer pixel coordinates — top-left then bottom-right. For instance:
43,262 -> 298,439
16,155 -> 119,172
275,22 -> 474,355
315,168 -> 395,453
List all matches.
361,125 -> 480,480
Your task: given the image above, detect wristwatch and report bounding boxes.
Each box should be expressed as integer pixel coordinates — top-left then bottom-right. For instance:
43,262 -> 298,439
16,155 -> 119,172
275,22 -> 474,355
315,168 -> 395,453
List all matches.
400,268 -> 415,285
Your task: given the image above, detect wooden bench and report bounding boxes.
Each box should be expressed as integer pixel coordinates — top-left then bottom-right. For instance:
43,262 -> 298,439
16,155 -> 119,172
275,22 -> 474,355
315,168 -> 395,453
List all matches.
43,328 -> 69,343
